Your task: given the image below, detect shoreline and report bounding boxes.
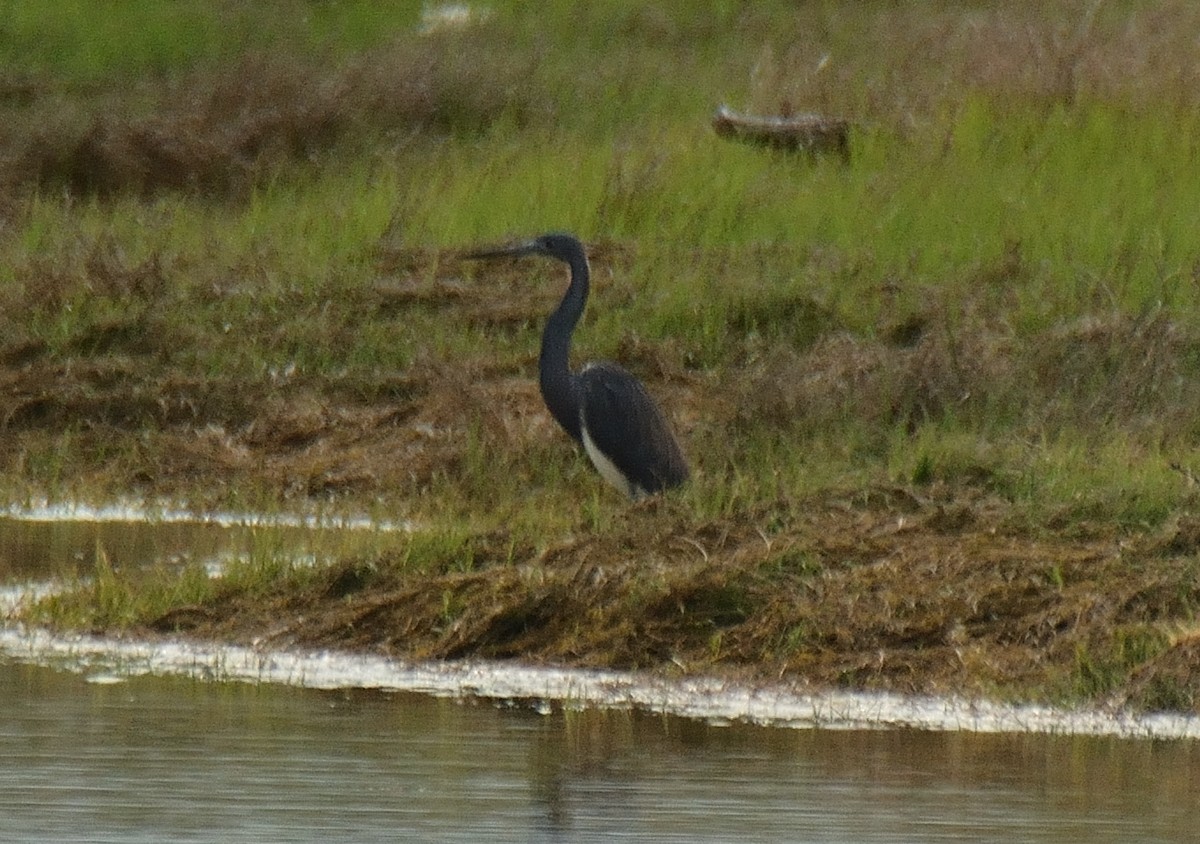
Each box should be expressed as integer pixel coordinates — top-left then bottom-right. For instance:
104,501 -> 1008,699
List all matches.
8,491 -> 1200,720
2,624 -> 1197,741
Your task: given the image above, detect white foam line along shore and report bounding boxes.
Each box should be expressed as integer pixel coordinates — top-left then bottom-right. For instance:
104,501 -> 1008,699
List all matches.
1,624 -> 1197,740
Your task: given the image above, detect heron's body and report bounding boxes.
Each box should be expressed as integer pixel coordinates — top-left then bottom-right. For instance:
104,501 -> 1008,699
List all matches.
467,232 -> 688,499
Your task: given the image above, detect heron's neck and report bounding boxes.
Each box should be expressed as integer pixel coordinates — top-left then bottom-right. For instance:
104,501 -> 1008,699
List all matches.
539,247 -> 589,441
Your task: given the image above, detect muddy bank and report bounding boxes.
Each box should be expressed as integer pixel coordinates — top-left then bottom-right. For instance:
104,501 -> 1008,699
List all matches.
121,484 -> 1200,715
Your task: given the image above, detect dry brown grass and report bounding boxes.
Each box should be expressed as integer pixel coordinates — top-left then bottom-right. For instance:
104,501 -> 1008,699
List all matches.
0,36 -> 532,197
747,2 -> 1200,120
132,484 -> 1200,710
731,305 -> 1200,441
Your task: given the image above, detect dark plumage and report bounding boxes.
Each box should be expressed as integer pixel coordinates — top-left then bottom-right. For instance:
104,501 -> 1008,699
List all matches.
465,232 -> 688,498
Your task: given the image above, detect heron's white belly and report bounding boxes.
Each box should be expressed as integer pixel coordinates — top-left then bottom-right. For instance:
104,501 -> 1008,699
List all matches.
581,426 -> 640,499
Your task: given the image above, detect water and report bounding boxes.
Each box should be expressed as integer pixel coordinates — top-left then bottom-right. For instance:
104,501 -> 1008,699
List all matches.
1,511 -> 238,582
2,661 -> 1198,843
0,502 -> 399,583
2,509 -> 1199,842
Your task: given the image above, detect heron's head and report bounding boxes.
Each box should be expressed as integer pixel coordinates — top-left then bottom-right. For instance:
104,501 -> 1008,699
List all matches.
463,232 -> 585,265
526,233 -> 584,261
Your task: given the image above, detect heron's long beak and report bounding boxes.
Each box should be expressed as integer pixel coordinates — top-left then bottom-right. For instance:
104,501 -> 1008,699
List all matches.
460,240 -> 538,261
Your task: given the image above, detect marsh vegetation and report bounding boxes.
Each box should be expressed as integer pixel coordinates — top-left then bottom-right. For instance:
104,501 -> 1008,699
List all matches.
4,1 -> 1200,712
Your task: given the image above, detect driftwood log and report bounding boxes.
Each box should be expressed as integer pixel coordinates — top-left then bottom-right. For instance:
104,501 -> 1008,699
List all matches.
712,106 -> 851,158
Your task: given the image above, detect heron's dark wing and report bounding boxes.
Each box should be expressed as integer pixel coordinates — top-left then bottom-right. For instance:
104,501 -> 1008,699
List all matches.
578,362 -> 689,496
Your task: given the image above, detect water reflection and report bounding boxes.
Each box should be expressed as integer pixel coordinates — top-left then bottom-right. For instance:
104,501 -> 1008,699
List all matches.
527,711 -> 1200,843
0,509 -> 396,582
2,661 -> 1197,843
0,516 -> 235,580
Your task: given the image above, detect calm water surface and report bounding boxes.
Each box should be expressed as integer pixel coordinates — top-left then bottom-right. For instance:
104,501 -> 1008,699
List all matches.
2,513 -> 1198,842
2,662 -> 1198,843
0,507 -> 394,586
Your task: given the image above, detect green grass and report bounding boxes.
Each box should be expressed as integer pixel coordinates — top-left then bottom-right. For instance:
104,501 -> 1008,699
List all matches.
1072,625 -> 1173,700
0,0 -> 421,83
4,1 -> 1200,527
16,99 -> 1196,368
24,524 -> 409,630
27,543 -> 215,630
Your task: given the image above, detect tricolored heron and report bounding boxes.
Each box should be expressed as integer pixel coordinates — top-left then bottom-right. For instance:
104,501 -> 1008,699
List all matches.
465,232 -> 689,499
